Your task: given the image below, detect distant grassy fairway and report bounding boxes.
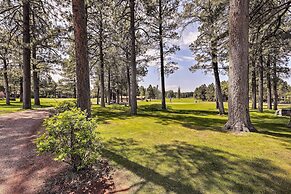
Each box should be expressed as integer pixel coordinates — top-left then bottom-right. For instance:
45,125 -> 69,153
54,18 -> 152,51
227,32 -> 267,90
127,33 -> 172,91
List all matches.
0,98 -> 290,193
0,98 -> 71,114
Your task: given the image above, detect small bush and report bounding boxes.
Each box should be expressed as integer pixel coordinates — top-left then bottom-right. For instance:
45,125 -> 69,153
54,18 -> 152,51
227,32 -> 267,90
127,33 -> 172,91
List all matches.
55,100 -> 77,113
36,108 -> 101,171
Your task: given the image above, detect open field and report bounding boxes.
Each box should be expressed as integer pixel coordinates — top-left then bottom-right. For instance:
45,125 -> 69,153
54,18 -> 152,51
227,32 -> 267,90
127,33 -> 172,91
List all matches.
93,100 -> 291,193
1,98 -> 290,193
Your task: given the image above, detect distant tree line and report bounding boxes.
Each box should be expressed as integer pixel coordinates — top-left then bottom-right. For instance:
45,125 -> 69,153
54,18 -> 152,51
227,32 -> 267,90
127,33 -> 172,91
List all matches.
194,79 -> 291,103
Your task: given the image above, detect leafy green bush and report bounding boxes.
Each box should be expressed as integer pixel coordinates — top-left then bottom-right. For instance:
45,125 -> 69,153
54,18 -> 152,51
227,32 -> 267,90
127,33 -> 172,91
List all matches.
55,100 -> 77,114
36,108 -> 101,170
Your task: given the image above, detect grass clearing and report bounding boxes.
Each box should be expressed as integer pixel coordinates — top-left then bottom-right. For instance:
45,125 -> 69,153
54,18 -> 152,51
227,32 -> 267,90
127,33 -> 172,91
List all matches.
0,98 -> 73,114
93,101 -> 291,193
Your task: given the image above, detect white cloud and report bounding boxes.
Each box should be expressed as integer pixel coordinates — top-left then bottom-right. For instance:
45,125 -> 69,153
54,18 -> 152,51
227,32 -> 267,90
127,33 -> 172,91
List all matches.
172,31 -> 200,48
181,31 -> 200,47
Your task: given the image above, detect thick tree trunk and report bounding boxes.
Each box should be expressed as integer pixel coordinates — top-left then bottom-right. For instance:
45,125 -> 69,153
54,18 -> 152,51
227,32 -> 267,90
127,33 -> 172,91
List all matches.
32,46 -> 40,106
251,63 -> 257,109
107,66 -> 111,105
272,61 -> 278,110
99,12 -> 105,108
211,39 -> 225,114
72,0 -> 91,117
266,56 -> 272,110
130,0 -> 137,115
159,0 -> 166,110
224,0 -> 256,132
258,55 -> 264,113
22,1 -> 31,109
3,58 -> 10,105
71,0 -> 91,171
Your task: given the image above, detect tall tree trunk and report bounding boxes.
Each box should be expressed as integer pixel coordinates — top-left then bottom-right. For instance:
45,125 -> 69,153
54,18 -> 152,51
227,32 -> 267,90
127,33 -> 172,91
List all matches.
224,0 -> 256,132
158,0 -> 166,110
97,84 -> 100,105
19,75 -> 23,102
71,0 -> 91,171
22,1 -> 31,109
3,58 -> 10,105
126,54 -> 131,104
211,39 -> 225,114
117,89 -> 120,104
32,46 -> 40,106
121,87 -> 123,102
266,56 -> 272,110
72,0 -> 91,116
99,12 -> 105,108
272,61 -> 278,110
258,55 -> 264,112
130,0 -> 137,115
251,62 -> 257,109
73,78 -> 77,98
107,66 -> 111,105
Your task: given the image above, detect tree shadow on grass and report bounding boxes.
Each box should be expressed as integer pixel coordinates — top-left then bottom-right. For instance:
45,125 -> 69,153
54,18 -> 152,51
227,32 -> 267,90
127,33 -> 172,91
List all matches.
139,111 -> 227,132
252,118 -> 291,144
103,138 -> 291,194
92,106 -> 131,124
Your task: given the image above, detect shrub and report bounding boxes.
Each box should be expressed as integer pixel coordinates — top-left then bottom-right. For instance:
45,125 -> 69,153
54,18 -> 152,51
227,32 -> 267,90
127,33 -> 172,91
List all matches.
55,100 -> 77,114
36,108 -> 101,171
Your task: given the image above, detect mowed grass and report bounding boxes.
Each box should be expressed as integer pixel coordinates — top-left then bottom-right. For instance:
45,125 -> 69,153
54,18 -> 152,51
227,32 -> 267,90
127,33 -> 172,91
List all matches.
92,100 -> 291,193
0,98 -> 290,193
0,98 -> 72,114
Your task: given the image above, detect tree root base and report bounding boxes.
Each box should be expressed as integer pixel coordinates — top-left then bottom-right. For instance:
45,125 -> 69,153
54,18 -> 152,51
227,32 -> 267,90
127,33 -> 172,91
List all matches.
224,121 -> 257,133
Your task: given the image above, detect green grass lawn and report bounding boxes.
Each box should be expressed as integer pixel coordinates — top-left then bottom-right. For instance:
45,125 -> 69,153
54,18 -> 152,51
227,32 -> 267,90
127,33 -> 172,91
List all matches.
1,98 -> 290,193
0,98 -> 71,114
92,101 -> 291,193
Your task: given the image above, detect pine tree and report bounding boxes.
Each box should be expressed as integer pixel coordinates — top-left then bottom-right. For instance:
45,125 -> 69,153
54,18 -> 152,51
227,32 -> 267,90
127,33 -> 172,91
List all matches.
224,0 -> 256,132
72,0 -> 91,116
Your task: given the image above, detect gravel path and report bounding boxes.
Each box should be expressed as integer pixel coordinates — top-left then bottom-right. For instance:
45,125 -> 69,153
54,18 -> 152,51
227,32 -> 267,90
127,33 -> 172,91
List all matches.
0,110 -> 65,194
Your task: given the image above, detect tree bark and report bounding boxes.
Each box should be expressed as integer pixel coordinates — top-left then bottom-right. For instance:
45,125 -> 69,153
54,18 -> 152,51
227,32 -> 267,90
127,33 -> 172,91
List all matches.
3,58 -> 10,105
97,84 -> 100,105
19,75 -> 23,102
130,0 -> 137,115
272,61 -> 278,110
224,0 -> 256,132
73,78 -> 77,98
117,89 -> 120,104
72,0 -> 91,117
251,62 -> 257,109
22,1 -> 31,109
126,53 -> 131,104
32,46 -> 40,106
99,11 -> 105,108
158,0 -> 166,110
258,55 -> 264,112
266,56 -> 272,110
211,39 -> 225,114
107,66 -> 111,105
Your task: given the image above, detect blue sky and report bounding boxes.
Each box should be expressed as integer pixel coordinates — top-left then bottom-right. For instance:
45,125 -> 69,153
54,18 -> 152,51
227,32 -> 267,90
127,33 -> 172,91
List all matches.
139,26 -> 291,92
139,26 -> 228,92
139,48 -> 228,92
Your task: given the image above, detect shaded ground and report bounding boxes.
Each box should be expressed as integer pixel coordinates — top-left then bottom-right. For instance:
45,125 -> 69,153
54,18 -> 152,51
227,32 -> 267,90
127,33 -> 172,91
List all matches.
0,110 -> 65,194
